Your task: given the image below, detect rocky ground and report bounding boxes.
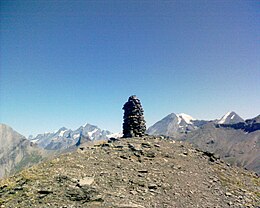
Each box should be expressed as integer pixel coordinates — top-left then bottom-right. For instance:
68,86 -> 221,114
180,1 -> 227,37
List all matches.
0,136 -> 259,208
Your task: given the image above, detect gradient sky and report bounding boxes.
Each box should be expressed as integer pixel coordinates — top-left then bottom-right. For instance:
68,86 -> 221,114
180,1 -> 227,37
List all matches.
1,0 -> 260,137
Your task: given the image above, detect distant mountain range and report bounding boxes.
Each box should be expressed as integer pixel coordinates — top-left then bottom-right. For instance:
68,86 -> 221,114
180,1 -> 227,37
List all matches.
147,112 -> 260,175
29,123 -> 119,150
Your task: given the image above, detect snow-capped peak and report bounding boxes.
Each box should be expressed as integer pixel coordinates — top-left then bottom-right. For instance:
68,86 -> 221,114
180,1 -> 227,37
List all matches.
218,112 -> 232,124
176,113 -> 195,124
218,111 -> 244,124
59,130 -> 67,137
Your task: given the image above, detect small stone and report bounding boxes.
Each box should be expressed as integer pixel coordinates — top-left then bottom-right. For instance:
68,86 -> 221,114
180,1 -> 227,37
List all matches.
115,145 -> 125,149
227,201 -> 233,206
101,143 -> 110,147
154,144 -> 160,148
141,142 -> 151,148
14,186 -> 23,191
90,195 -> 104,202
78,177 -> 94,186
8,190 -> 15,194
137,181 -> 145,187
129,190 -> 138,195
225,192 -> 232,197
120,155 -> 128,159
128,143 -> 136,150
109,137 -> 119,142
148,184 -> 157,189
144,151 -> 156,158
38,190 -> 53,195
138,170 -> 148,173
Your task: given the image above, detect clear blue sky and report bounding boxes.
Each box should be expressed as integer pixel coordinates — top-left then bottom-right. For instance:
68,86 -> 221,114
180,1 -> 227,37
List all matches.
1,0 -> 259,137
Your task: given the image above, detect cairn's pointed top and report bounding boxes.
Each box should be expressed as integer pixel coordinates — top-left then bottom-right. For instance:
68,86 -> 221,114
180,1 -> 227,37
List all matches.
128,95 -> 138,101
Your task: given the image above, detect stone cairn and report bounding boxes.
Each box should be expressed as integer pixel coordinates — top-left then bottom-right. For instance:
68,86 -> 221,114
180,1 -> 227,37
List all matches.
122,95 -> 146,138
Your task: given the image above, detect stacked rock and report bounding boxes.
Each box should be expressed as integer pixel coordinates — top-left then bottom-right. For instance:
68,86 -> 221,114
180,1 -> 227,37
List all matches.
122,95 -> 146,138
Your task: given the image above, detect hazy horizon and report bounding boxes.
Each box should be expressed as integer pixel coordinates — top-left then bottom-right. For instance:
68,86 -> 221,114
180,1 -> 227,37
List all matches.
1,0 -> 259,137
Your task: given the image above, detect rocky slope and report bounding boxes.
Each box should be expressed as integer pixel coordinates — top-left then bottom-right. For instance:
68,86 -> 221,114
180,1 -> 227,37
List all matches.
181,123 -> 260,175
0,136 -> 259,208
147,113 -> 260,175
0,124 -> 45,178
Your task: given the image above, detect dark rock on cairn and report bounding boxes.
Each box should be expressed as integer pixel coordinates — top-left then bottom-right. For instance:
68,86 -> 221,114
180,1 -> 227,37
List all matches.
122,95 -> 146,138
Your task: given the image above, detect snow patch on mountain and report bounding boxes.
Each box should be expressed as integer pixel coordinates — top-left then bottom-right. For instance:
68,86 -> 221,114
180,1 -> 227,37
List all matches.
177,113 -> 195,124
87,128 -> 98,139
73,133 -> 80,139
106,132 -> 123,138
59,130 -> 67,137
218,112 -> 232,124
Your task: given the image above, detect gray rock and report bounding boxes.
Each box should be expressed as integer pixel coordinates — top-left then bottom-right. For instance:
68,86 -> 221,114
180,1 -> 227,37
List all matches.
78,177 -> 94,186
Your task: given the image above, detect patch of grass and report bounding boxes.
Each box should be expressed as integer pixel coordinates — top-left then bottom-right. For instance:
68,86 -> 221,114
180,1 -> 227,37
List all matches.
224,157 -> 236,165
216,168 -> 245,190
252,177 -> 260,186
0,178 -> 16,190
215,166 -> 260,203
